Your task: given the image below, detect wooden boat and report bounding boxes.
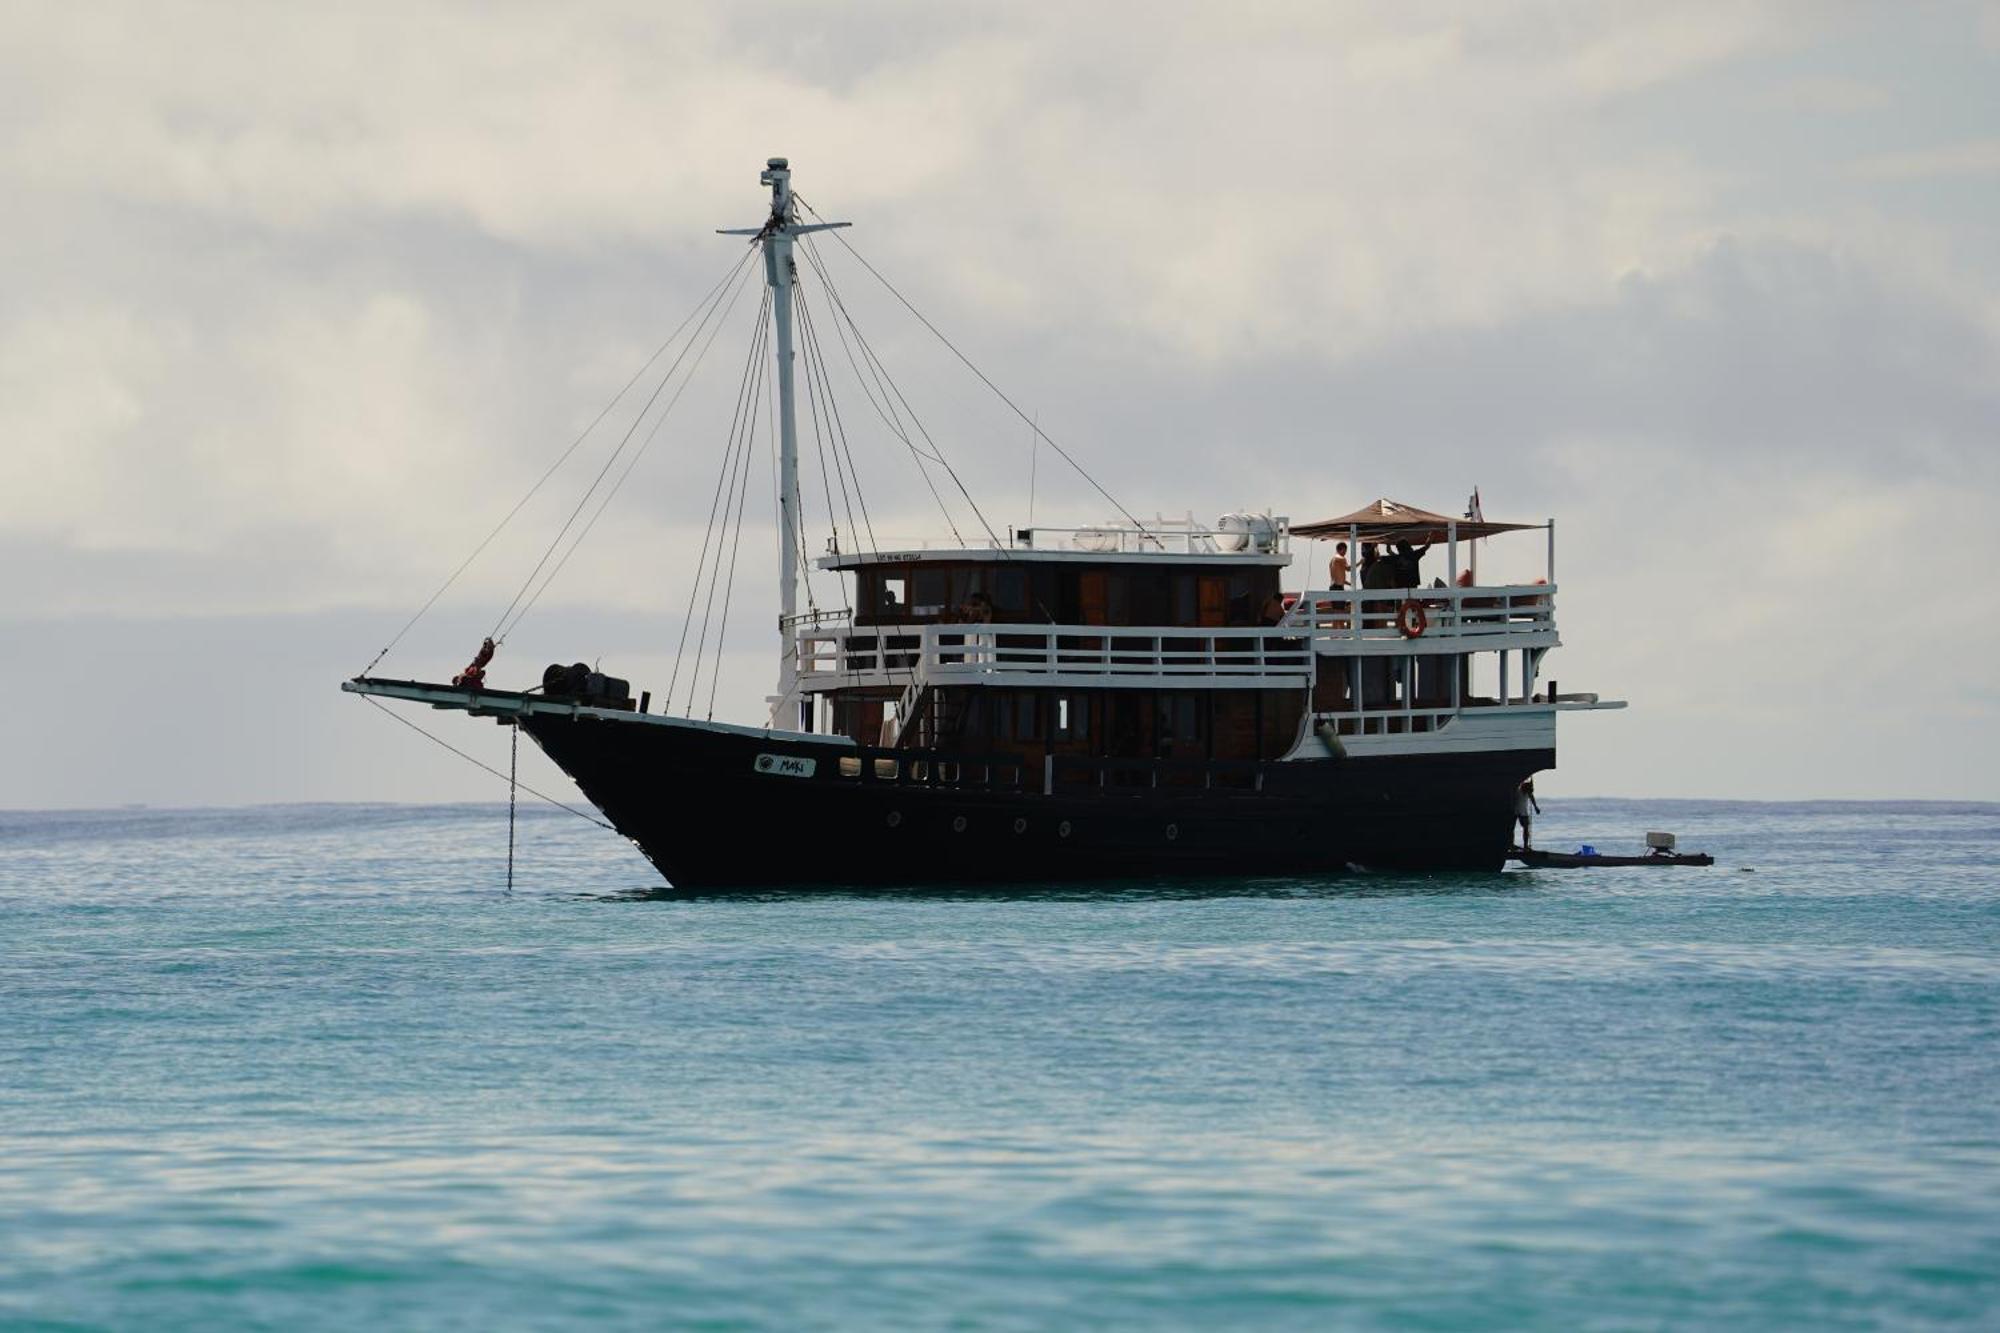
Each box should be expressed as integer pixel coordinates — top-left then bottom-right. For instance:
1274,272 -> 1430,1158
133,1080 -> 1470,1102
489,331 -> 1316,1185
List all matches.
342,158 -> 1632,887
1511,848 -> 1714,869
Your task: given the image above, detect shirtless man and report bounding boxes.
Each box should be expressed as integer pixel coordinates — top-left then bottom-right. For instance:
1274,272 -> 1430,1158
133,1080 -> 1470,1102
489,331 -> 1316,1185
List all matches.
1328,541 -> 1350,589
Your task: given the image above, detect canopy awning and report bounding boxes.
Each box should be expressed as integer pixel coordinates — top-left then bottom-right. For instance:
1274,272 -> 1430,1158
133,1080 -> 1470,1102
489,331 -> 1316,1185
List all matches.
1291,498 -> 1540,543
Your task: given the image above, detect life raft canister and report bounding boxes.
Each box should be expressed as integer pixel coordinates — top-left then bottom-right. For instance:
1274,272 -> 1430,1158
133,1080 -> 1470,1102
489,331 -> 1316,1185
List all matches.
1397,599 -> 1428,638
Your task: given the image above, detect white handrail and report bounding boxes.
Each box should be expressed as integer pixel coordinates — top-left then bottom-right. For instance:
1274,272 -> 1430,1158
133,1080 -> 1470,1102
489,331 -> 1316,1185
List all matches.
798,624 -> 1318,681
794,585 -> 1557,696
1280,584 -> 1556,639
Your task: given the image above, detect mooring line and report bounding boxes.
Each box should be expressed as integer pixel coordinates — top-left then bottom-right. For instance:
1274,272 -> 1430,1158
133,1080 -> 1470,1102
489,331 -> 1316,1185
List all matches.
507,722 -> 519,892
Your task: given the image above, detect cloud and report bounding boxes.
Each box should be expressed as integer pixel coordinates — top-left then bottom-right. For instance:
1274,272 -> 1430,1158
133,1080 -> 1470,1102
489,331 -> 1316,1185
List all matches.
2,0 -> 1997,799
0,1 -> 1755,346
1759,75 -> 1891,114
1850,138 -> 2000,180
1560,3 -> 1789,96
0,0 -> 1791,611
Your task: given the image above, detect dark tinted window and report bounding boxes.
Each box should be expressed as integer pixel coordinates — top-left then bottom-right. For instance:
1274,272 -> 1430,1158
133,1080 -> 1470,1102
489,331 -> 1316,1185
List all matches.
992,567 -> 1028,613
911,568 -> 948,611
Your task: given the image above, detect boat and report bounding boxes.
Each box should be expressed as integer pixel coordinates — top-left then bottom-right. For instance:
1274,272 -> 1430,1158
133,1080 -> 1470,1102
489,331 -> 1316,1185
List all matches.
343,158 -> 1626,888
1512,849 -> 1714,869
1511,830 -> 1712,868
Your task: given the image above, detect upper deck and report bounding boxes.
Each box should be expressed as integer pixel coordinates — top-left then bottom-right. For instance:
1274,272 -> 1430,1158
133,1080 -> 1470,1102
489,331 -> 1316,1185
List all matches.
816,513 -> 1293,573
795,582 -> 1562,695
779,499 -> 1610,751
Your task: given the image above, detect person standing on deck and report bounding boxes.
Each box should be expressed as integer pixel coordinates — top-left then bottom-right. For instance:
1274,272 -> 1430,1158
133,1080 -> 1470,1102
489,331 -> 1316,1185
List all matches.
1515,779 -> 1541,849
1328,541 -> 1350,589
1392,539 -> 1432,587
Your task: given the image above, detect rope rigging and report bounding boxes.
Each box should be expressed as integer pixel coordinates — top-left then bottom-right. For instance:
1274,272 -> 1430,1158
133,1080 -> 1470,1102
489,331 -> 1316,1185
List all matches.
707,327 -> 785,719
797,237 -> 973,547
700,295 -> 771,718
494,255 -> 760,645
797,195 -> 1150,540
355,247 -> 758,678
345,166 -> 1204,883
793,281 -> 875,561
674,289 -> 774,716
665,289 -> 772,708
363,181 -> 1149,750
492,252 -> 759,645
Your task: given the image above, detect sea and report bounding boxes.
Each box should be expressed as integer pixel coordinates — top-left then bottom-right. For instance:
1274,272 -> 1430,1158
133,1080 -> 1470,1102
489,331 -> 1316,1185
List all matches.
2,798 -> 1995,1330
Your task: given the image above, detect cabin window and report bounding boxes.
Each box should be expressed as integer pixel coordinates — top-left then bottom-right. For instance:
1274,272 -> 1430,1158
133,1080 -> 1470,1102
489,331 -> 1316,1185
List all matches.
945,568 -> 974,606
992,567 -> 1028,613
1104,694 -> 1150,756
1155,693 -> 1206,753
1129,575 -> 1169,626
880,573 -> 908,612
911,568 -> 948,616
990,692 -> 1037,742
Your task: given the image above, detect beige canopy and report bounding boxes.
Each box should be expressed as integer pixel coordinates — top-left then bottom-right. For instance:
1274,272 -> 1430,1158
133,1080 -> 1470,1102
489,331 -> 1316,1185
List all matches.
1292,498 -> 1540,543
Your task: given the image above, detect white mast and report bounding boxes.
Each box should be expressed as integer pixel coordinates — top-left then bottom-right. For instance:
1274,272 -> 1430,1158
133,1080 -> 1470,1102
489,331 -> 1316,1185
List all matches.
721,157 -> 846,727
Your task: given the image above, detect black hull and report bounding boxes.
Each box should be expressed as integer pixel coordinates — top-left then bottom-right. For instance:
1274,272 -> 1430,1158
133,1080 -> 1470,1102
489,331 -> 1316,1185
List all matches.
521,712 -> 1551,888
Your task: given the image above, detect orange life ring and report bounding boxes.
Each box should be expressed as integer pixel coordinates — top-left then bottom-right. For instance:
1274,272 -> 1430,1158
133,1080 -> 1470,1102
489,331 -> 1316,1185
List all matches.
1397,599 -> 1428,638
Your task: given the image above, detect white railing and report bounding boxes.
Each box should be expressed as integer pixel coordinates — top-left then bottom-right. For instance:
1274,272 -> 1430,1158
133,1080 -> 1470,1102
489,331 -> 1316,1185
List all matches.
1313,707 -> 1460,738
1019,521 -> 1290,557
797,624 -> 1314,688
798,628 -> 923,678
1280,584 -> 1556,640
824,516 -> 1291,559
780,606 -> 854,632
794,585 -> 1556,692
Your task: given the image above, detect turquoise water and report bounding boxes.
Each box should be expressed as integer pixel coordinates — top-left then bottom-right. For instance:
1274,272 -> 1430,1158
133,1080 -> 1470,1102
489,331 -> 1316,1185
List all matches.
2,800 -> 1996,1330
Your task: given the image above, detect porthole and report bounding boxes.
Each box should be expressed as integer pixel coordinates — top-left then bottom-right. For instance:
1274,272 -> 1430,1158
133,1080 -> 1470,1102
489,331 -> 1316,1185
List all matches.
1058,820 -> 1073,839
1166,823 -> 1179,841
952,815 -> 968,833
1012,817 -> 1027,835
886,810 -> 902,828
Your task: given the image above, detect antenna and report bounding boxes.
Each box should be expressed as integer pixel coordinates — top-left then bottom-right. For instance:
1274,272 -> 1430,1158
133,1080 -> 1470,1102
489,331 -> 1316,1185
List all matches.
1027,410 -> 1039,532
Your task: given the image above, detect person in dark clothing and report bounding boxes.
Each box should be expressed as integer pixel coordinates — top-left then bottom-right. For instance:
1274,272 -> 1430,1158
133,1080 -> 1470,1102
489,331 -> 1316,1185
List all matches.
1358,543 -> 1385,588
1391,539 -> 1432,587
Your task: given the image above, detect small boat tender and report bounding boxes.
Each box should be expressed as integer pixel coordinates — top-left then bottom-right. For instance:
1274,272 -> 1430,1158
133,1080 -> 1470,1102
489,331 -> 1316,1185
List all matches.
1511,831 -> 1713,869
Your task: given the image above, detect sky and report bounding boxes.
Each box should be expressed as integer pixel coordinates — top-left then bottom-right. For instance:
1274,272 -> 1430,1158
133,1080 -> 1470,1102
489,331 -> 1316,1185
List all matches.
3,0 -> 1997,807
